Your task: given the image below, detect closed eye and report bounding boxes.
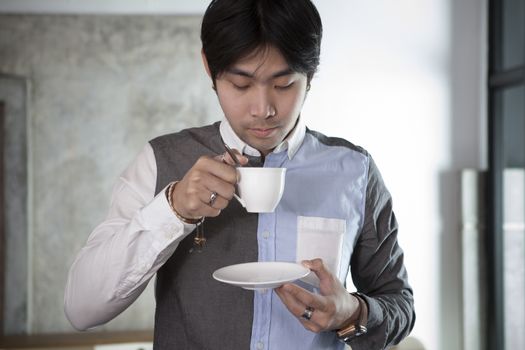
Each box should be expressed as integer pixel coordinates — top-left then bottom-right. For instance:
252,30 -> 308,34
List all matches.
275,82 -> 294,90
232,82 -> 250,90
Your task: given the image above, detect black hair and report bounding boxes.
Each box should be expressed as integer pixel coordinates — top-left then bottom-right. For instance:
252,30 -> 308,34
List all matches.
201,0 -> 322,85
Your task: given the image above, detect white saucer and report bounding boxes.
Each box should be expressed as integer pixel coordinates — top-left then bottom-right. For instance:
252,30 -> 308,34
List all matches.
212,262 -> 310,290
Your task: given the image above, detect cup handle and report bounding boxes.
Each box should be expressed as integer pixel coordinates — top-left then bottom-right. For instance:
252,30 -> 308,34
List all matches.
233,193 -> 246,208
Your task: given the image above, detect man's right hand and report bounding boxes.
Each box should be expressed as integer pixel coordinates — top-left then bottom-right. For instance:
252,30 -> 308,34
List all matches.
171,149 -> 248,220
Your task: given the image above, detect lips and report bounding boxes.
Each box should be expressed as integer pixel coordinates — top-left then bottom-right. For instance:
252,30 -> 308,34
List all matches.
249,127 -> 278,138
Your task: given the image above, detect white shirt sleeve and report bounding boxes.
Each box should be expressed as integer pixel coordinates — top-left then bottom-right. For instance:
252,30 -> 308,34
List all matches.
64,143 -> 195,331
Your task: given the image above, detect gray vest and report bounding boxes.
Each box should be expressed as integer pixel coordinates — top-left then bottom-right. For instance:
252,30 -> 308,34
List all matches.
150,122 -> 262,349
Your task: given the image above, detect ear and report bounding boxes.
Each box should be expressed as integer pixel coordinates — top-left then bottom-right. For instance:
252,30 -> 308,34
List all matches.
201,49 -> 212,78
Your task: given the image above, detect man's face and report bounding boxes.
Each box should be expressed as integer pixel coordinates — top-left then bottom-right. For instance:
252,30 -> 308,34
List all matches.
214,46 -> 308,156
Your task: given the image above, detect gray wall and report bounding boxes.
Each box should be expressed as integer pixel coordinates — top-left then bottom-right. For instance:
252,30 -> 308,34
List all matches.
0,74 -> 29,334
0,15 -> 221,334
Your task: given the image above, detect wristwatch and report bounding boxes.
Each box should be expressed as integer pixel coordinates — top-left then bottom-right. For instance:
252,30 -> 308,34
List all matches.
336,292 -> 368,343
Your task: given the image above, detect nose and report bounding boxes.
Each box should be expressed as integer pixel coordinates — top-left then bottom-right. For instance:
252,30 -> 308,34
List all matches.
249,87 -> 276,119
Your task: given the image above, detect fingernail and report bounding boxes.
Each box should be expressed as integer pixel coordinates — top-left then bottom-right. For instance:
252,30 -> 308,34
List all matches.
301,260 -> 312,268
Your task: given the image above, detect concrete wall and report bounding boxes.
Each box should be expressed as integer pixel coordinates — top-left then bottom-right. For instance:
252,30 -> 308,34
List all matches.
0,0 -> 210,14
0,15 -> 221,333
0,74 -> 29,334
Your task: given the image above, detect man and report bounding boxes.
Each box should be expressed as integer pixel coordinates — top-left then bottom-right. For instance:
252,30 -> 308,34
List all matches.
65,0 -> 415,349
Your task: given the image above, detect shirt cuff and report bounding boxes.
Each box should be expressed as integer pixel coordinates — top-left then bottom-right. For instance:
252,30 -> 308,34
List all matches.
359,294 -> 384,330
116,185 -> 197,298
139,184 -> 197,246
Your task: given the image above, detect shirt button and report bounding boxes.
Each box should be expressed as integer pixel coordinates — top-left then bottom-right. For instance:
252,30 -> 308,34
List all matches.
262,231 -> 270,239
256,341 -> 264,350
259,288 -> 268,294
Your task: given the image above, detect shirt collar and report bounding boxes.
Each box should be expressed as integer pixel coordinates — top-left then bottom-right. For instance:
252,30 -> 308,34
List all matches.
219,117 -> 305,160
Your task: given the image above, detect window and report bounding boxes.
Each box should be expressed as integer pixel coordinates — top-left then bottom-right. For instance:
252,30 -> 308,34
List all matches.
488,0 -> 525,349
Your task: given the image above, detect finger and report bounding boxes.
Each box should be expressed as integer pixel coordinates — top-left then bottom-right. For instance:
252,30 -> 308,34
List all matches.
193,190 -> 222,217
200,174 -> 237,201
207,194 -> 228,211
194,187 -> 233,216
187,162 -> 237,200
219,148 -> 249,167
195,156 -> 238,185
214,153 -> 227,163
172,177 -> 225,219
275,285 -> 311,320
199,205 -> 222,218
192,187 -> 230,211
276,283 -> 325,314
275,285 -> 325,332
299,317 -> 323,333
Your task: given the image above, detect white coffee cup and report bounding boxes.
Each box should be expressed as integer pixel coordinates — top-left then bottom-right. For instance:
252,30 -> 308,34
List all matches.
233,167 -> 286,213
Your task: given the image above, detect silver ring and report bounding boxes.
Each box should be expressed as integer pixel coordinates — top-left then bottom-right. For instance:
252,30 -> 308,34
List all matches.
301,306 -> 314,320
208,192 -> 218,206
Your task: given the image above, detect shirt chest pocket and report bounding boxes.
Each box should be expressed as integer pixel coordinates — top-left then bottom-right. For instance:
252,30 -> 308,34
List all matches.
296,216 -> 346,286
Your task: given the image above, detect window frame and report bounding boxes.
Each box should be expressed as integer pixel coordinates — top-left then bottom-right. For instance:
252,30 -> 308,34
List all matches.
487,0 -> 525,349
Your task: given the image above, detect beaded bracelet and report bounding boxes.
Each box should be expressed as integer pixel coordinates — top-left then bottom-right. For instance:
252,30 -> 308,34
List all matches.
165,181 -> 204,225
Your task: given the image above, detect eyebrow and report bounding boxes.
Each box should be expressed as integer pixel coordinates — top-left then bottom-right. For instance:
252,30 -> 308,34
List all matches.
225,67 -> 294,79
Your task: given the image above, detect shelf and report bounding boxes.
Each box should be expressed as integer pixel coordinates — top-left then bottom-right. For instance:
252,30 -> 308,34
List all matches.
0,330 -> 153,349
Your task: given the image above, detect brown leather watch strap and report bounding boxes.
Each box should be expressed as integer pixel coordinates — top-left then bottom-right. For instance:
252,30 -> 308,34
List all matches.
336,292 -> 368,342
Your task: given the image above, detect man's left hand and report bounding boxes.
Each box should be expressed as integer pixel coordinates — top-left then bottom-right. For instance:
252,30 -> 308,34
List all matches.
274,258 -> 359,333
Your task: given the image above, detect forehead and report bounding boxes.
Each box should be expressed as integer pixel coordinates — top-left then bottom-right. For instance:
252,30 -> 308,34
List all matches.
231,46 -> 290,76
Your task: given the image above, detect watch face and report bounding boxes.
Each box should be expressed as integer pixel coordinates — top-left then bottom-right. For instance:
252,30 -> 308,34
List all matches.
357,325 -> 367,336
341,325 -> 367,342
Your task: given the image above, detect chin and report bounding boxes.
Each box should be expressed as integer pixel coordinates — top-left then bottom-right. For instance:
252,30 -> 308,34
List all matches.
243,134 -> 282,155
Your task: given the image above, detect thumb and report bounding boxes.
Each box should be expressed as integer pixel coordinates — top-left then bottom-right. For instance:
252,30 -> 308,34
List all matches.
217,149 -> 249,166
302,259 -> 338,295
302,258 -> 332,282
